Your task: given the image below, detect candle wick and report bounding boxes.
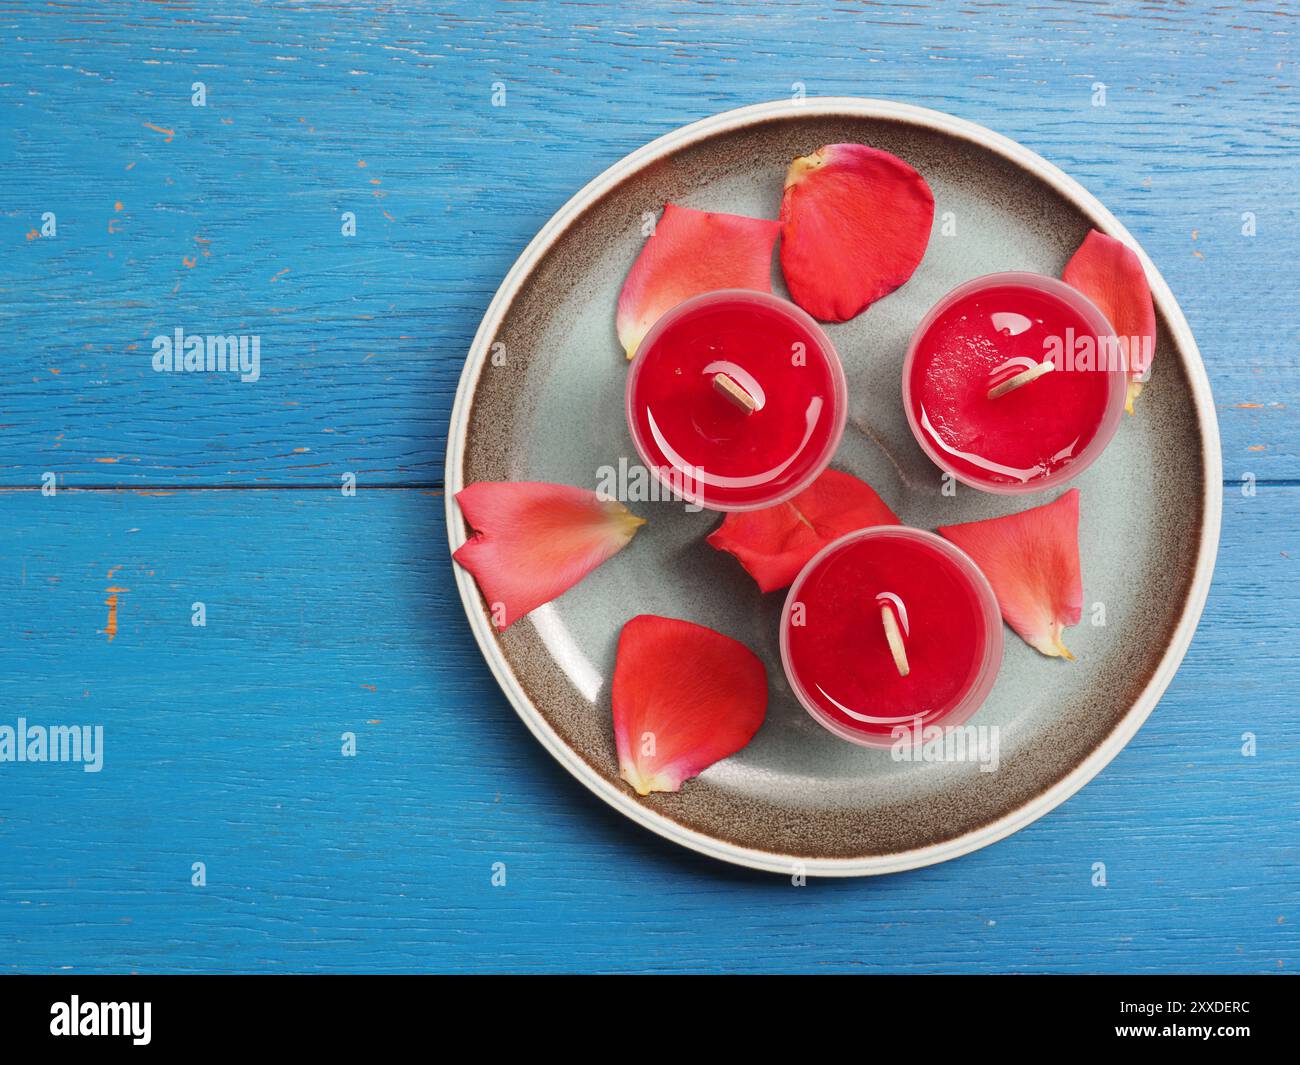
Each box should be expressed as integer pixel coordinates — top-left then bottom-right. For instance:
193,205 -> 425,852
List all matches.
988,360 -> 1054,400
878,600 -> 910,678
712,372 -> 758,414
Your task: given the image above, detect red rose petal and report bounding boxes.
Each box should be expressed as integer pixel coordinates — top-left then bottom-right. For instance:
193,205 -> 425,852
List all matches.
706,468 -> 901,593
616,203 -> 780,359
613,615 -> 767,795
453,482 -> 645,630
939,489 -> 1082,660
779,143 -> 934,322
1062,229 -> 1156,413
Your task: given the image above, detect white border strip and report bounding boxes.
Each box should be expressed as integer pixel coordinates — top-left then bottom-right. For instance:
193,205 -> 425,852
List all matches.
443,98 -> 1223,877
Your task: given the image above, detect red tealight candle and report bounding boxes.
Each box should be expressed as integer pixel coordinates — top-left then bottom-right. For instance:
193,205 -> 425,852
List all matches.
903,272 -> 1127,494
625,290 -> 847,511
781,527 -> 1003,748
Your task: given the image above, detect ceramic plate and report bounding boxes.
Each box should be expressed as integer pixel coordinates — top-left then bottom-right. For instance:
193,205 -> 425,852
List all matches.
445,99 -> 1221,876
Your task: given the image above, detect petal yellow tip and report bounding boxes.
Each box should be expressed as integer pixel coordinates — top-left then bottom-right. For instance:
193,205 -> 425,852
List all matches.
784,148 -> 827,189
620,763 -> 671,796
1125,379 -> 1143,415
608,503 -> 647,536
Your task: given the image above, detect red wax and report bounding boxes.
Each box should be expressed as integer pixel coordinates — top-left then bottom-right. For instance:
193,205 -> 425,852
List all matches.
626,290 -> 846,511
904,273 -> 1125,493
781,528 -> 1002,747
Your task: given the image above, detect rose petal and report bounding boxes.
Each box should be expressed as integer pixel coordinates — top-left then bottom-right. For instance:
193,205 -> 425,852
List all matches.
613,615 -> 767,795
706,468 -> 901,593
616,203 -> 781,359
1062,229 -> 1156,413
779,143 -> 934,322
453,482 -> 645,630
938,488 -> 1082,659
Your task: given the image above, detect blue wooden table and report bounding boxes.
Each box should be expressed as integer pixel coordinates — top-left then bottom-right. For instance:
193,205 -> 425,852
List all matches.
1,1 -> 1296,974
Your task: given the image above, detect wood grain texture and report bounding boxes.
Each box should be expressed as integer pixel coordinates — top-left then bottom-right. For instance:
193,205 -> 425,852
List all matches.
1,0 -> 1295,484
0,0 -> 1295,973
0,487 -> 1295,974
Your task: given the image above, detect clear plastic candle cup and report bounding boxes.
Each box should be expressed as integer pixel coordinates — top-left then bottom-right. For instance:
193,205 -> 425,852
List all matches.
903,271 -> 1128,495
780,526 -> 1003,749
626,289 -> 848,512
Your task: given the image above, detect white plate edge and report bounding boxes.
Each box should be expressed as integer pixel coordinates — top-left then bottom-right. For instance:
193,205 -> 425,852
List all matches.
442,97 -> 1224,877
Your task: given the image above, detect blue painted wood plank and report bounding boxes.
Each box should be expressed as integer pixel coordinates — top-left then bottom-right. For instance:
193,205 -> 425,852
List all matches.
0,0 -> 1293,977
1,1 -> 1296,484
0,484 -> 1293,973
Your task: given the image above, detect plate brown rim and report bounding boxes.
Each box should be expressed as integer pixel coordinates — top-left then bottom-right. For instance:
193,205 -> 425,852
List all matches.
444,98 -> 1223,877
